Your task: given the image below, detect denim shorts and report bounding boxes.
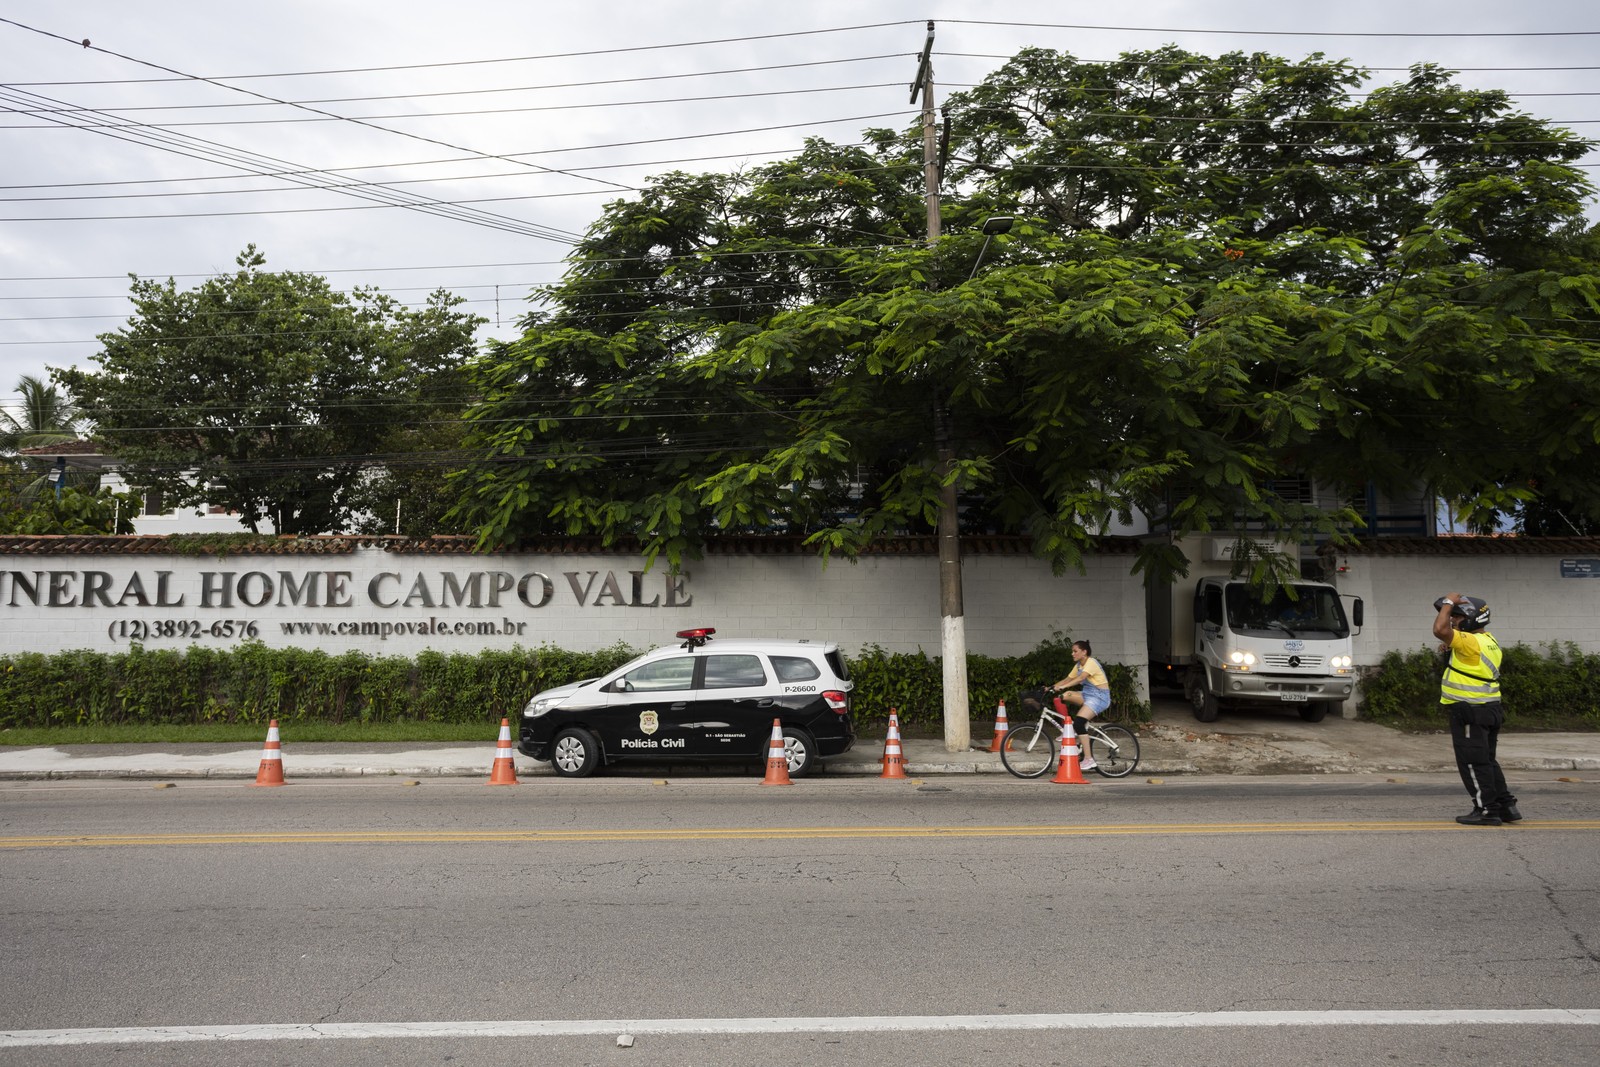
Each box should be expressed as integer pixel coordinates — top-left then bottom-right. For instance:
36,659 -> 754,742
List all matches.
1080,684 -> 1111,714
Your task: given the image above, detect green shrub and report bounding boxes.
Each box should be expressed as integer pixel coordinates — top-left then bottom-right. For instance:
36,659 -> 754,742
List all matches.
0,642 -> 556,729
848,632 -> 1149,732
1360,641 -> 1600,731
0,636 -> 1149,734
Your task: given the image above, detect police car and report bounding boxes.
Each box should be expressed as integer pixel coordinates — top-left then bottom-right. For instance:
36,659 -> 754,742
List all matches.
517,628 -> 856,778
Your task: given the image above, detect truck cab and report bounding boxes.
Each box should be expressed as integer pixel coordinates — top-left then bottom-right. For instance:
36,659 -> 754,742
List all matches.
1146,537 -> 1363,723
1182,576 -> 1362,722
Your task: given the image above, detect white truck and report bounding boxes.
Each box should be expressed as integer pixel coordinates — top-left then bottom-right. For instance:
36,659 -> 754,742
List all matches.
1146,538 -> 1363,723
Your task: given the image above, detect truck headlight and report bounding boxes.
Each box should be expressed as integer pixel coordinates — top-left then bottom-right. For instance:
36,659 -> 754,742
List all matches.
1227,650 -> 1256,668
1330,655 -> 1353,670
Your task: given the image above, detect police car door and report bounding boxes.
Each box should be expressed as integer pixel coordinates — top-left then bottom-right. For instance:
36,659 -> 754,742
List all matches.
604,654 -> 698,758
691,652 -> 774,756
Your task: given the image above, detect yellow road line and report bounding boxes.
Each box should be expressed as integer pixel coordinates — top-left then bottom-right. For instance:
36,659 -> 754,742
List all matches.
3,820 -> 1599,848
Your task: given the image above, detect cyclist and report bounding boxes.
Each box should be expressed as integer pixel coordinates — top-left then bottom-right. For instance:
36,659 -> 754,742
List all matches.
1049,639 -> 1111,771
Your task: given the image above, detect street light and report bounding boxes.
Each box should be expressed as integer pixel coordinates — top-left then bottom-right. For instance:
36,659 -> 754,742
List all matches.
938,215 -> 1015,753
968,216 -> 1014,280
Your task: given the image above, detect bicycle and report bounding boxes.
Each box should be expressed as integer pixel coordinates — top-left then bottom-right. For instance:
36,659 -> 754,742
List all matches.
999,692 -> 1141,779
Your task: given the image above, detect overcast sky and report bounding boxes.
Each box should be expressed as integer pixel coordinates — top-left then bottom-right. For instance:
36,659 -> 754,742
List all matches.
2,1 -> 1596,418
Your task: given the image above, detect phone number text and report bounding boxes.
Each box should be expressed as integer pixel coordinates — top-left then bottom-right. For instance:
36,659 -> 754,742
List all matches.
108,619 -> 261,642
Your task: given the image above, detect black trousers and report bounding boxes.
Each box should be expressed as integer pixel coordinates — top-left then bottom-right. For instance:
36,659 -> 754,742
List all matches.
1445,700 -> 1516,812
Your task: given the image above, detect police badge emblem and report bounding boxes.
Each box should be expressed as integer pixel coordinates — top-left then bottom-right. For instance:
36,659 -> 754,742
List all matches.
639,710 -> 659,736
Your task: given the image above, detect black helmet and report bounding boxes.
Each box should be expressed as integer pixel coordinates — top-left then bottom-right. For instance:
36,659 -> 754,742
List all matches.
1434,595 -> 1490,631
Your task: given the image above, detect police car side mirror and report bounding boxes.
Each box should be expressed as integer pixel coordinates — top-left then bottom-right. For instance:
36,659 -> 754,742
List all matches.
616,678 -> 632,693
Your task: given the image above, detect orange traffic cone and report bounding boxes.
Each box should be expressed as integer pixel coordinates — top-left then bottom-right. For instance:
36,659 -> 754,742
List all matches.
1051,718 -> 1089,784
487,717 -> 519,785
988,700 -> 1009,753
879,709 -> 908,780
760,718 -> 793,786
252,719 -> 285,787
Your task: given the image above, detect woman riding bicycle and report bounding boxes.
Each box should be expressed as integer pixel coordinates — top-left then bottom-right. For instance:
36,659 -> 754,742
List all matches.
1049,640 -> 1110,771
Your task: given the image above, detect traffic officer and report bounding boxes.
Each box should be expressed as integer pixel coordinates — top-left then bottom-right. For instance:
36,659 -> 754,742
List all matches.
1432,592 -> 1521,826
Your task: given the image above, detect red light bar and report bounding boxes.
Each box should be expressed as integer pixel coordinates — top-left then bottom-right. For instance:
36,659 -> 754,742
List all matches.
675,628 -> 717,641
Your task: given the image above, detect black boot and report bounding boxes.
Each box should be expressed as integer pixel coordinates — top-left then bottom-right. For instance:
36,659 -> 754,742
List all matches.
1497,803 -> 1523,823
1456,809 -> 1503,826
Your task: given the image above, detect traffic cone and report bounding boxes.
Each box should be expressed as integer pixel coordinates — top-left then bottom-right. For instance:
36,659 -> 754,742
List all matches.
487,717 -> 519,785
252,720 -> 285,787
760,718 -> 793,786
988,700 -> 1009,753
879,709 -> 908,779
1051,718 -> 1089,784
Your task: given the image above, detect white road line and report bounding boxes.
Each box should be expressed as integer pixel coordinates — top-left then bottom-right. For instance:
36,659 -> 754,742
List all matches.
3,1010 -> 1598,1047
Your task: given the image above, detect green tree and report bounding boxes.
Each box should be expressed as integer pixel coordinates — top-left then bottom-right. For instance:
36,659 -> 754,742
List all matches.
0,471 -> 137,535
57,247 -> 485,535
452,48 -> 1600,577
0,374 -> 81,454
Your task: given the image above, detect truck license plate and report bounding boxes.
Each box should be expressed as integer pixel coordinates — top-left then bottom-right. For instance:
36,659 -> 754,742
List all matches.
1279,692 -> 1308,702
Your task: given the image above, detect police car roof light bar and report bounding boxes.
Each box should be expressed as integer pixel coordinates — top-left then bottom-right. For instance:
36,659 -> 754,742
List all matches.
676,627 -> 717,650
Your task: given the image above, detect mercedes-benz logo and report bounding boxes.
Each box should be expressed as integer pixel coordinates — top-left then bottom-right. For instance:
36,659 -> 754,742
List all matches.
1288,655 -> 1302,668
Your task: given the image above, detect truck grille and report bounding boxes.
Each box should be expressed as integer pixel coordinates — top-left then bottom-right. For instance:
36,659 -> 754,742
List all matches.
1262,654 -> 1323,669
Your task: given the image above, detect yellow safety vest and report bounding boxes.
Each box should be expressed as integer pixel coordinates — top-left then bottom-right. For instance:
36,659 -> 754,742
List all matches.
1439,630 -> 1502,705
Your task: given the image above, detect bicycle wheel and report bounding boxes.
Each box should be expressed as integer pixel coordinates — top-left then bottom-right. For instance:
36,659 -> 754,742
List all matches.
999,719 -> 1058,779
1087,723 -> 1140,778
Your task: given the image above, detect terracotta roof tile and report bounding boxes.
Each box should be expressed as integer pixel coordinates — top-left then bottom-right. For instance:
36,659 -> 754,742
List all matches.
16,439 -> 100,456
0,532 -> 1146,557
1336,535 -> 1600,556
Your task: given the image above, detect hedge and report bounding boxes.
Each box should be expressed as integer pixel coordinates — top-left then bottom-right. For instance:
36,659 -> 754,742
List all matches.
1359,641 -> 1600,731
0,634 -> 1149,729
848,633 -> 1149,729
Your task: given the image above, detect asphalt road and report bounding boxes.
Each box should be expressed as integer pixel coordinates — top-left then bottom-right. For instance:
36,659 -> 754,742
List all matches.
2,773 -> 1598,1066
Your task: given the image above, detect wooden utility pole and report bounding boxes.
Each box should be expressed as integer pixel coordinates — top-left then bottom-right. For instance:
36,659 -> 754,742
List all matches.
911,21 -> 970,754
911,21 -> 940,246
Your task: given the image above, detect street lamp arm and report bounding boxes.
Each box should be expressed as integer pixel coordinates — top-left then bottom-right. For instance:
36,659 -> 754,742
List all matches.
967,216 -> 1014,280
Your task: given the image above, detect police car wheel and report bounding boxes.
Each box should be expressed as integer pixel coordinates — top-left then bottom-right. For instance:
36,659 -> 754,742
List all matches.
781,726 -> 816,779
550,727 -> 601,778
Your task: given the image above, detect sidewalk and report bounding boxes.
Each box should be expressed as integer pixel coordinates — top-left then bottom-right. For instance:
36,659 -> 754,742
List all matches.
1,699 -> 1596,780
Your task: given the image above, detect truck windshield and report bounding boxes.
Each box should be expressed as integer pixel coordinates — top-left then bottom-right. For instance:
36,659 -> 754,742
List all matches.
1224,584 -> 1349,638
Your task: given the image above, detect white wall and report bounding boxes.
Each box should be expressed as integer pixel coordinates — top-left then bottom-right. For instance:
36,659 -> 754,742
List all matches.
6,539 -> 1597,709
0,546 -> 1147,677
1330,547 -> 1600,662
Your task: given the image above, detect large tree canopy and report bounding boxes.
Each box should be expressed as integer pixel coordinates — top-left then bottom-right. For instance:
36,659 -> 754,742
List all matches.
453,48 -> 1600,576
59,247 -> 484,535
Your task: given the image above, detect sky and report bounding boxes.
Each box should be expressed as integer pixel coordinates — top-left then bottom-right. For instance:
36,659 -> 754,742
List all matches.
2,0 -> 1596,421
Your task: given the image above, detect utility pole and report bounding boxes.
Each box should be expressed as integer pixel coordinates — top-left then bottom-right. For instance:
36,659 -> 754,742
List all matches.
910,21 -> 970,754
911,21 -> 940,246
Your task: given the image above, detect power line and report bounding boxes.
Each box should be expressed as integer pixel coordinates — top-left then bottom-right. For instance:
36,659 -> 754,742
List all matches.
10,70 -> 1599,131
938,52 -> 1600,74
2,54 -> 910,112
7,17 -> 1598,94
0,19 -> 615,240
2,80 -> 913,128
941,18 -> 1600,39
0,85 -> 587,243
0,19 -> 923,84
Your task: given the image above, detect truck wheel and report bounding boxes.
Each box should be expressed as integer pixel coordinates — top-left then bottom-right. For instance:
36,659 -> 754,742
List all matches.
1190,678 -> 1220,723
1299,702 -> 1332,723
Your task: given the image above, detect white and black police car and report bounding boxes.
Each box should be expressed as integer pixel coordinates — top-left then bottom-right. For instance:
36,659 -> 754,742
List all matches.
517,628 -> 856,778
